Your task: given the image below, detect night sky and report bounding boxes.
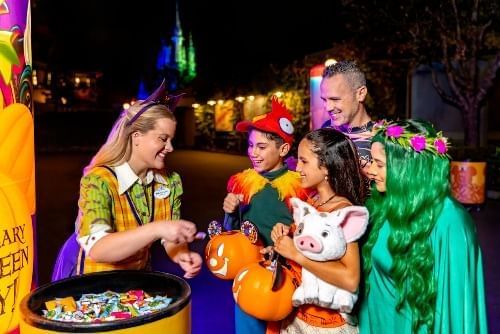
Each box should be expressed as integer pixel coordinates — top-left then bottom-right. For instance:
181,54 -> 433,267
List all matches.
32,0 -> 347,98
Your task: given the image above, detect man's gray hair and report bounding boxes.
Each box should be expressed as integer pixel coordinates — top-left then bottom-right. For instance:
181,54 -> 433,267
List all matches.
322,61 -> 366,90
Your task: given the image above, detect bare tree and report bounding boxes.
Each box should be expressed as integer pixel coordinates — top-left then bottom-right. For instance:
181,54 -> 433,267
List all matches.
342,0 -> 500,147
426,0 -> 500,147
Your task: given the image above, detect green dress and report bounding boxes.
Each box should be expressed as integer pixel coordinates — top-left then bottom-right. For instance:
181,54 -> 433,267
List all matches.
359,197 -> 488,333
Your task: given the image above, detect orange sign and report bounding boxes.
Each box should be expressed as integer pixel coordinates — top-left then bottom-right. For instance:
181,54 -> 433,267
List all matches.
450,161 -> 486,204
215,100 -> 235,132
0,1 -> 35,332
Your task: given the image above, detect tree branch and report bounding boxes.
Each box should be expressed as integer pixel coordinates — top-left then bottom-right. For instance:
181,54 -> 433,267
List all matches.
430,69 -> 462,108
478,20 -> 492,44
472,0 -> 479,23
477,52 -> 500,102
451,0 -> 462,41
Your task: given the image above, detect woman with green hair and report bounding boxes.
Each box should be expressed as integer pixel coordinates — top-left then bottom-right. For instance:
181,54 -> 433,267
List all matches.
359,119 -> 488,333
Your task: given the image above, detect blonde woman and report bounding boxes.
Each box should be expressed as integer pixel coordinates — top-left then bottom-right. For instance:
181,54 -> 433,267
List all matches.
54,82 -> 202,279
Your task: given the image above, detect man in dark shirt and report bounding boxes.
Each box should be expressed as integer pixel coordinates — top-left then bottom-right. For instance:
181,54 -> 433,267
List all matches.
320,61 -> 374,174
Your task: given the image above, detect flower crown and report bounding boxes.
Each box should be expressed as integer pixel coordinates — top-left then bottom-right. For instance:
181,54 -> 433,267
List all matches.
373,120 -> 450,157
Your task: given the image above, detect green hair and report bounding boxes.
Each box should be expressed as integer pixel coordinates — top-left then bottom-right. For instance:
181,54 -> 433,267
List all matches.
362,119 -> 450,332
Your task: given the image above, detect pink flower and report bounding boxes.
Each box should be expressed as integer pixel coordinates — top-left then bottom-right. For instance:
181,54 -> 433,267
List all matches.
410,135 -> 426,152
386,125 -> 404,138
434,139 -> 447,154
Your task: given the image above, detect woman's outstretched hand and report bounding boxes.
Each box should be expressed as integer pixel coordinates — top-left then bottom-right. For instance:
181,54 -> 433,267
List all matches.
157,219 -> 198,244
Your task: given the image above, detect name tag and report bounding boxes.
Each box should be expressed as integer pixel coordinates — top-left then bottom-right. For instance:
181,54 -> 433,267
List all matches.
154,186 -> 170,199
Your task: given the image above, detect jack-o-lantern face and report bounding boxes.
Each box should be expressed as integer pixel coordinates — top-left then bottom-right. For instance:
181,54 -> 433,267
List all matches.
205,231 -> 262,280
232,261 -> 295,321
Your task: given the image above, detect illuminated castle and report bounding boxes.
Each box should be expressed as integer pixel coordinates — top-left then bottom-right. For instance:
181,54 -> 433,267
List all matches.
154,2 -> 197,92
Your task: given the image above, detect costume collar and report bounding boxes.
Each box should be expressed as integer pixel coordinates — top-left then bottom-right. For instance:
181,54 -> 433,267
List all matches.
335,120 -> 374,134
114,163 -> 168,195
228,167 -> 306,204
261,165 -> 288,180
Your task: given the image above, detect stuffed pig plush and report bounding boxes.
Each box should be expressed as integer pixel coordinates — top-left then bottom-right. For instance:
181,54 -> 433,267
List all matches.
290,197 -> 368,313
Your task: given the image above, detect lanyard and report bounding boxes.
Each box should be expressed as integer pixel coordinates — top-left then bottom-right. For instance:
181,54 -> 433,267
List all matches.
103,165 -> 156,226
125,182 -> 156,226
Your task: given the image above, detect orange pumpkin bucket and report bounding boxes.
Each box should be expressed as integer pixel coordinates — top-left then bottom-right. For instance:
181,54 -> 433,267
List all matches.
205,221 -> 262,280
232,261 -> 295,321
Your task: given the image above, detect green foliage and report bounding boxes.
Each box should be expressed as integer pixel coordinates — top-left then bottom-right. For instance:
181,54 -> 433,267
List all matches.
194,105 -> 215,150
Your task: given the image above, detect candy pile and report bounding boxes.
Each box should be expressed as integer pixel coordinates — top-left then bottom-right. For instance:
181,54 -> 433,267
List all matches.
42,290 -> 172,322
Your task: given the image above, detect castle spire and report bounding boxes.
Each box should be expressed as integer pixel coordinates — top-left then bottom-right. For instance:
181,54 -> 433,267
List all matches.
171,1 -> 186,74
186,32 -> 197,82
174,0 -> 183,37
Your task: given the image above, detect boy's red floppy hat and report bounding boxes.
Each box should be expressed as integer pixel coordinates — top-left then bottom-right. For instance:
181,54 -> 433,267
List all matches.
235,96 -> 294,144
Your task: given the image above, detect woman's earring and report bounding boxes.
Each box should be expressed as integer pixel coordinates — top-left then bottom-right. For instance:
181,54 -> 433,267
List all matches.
324,175 -> 328,180
133,133 -> 140,147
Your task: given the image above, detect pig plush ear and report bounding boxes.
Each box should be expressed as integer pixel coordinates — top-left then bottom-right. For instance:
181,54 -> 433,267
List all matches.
335,206 -> 369,242
290,197 -> 317,224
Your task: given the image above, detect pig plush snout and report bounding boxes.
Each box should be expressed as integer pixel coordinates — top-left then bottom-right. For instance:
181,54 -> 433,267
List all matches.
295,235 -> 323,253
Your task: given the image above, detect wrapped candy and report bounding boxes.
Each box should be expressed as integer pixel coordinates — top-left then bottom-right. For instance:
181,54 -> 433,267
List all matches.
42,290 -> 172,323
